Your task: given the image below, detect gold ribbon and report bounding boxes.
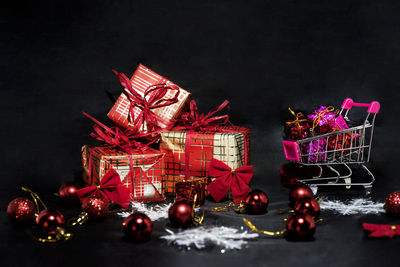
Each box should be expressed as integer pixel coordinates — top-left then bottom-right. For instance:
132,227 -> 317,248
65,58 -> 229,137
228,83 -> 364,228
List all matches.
243,218 -> 286,236
192,194 -> 205,226
21,186 -> 47,214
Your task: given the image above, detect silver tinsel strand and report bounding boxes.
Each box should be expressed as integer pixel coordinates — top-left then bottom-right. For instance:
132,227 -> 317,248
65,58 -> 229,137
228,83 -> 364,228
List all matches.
320,198 -> 384,215
118,201 -> 171,221
160,226 -> 259,251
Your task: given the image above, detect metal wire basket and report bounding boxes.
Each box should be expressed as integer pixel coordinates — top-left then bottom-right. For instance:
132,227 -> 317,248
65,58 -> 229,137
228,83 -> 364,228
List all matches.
282,98 -> 380,196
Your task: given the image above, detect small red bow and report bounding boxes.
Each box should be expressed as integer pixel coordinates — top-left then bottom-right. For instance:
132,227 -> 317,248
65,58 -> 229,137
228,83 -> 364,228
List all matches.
207,158 -> 253,203
113,70 -> 180,131
362,223 -> 400,238
82,112 -> 157,153
76,168 -> 130,208
177,100 -> 231,131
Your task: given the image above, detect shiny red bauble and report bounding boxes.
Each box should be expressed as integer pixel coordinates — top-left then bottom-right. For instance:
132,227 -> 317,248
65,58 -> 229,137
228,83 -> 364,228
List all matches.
286,213 -> 316,241
289,184 -> 314,207
81,196 -> 109,221
294,198 -> 320,218
168,200 -> 193,228
7,197 -> 36,223
35,209 -> 65,235
123,212 -> 153,241
245,189 -> 269,214
59,182 -> 81,204
384,191 -> 400,217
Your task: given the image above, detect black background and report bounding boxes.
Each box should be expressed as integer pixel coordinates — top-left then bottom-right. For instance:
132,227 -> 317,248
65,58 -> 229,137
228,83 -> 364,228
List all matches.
1,1 -> 400,266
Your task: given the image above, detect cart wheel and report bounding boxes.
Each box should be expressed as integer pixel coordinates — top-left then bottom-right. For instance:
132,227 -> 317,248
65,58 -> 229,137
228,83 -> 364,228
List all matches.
344,177 -> 352,189
309,185 -> 318,196
363,185 -> 372,197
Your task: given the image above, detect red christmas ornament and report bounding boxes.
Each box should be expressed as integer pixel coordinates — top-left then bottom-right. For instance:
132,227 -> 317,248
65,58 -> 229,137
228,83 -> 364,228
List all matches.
384,191 -> 400,217
168,200 -> 193,228
35,209 -> 65,235
294,198 -> 320,218
286,213 -> 316,241
123,212 -> 153,241
7,197 -> 36,223
245,189 -> 269,215
289,184 -> 314,207
59,182 -> 81,204
81,196 -> 109,221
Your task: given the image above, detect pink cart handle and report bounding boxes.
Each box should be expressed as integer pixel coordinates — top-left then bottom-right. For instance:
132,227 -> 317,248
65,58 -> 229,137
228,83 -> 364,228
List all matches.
341,98 -> 380,114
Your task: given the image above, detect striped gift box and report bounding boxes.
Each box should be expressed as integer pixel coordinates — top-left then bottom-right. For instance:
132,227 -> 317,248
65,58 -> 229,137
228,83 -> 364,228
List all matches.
107,64 -> 191,130
82,145 -> 165,202
159,126 -> 250,195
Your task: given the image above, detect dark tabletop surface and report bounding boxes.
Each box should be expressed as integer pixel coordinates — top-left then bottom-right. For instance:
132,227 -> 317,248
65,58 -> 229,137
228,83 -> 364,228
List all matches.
1,1 -> 400,266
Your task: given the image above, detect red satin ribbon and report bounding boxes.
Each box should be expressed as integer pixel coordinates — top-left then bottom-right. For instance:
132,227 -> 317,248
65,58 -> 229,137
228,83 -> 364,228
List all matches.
172,100 -> 234,181
113,70 -> 180,131
177,100 -> 231,131
207,158 -> 253,203
362,223 -> 400,238
76,168 -> 130,208
82,112 -> 157,153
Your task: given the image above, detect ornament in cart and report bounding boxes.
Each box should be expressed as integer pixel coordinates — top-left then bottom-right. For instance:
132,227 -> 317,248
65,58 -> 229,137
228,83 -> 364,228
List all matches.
123,212 -> 153,242
282,98 -> 380,196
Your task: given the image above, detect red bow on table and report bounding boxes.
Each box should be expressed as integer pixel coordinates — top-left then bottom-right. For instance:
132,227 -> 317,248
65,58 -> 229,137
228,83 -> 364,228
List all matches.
113,70 -> 180,131
177,100 -> 231,131
362,223 -> 400,238
207,158 -> 253,203
76,168 -> 130,209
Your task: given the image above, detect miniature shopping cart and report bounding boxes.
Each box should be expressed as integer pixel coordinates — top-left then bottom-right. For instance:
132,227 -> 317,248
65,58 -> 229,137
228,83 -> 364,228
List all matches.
282,98 -> 380,196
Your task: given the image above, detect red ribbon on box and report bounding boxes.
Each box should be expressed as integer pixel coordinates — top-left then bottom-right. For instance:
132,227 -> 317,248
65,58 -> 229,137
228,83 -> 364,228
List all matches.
113,70 -> 180,131
76,168 -> 130,208
81,112 -> 164,204
207,158 -> 253,203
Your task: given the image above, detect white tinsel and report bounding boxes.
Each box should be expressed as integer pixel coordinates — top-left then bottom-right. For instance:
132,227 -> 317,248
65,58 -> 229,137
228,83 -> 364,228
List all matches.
118,201 -> 171,221
320,198 -> 384,215
160,226 -> 259,251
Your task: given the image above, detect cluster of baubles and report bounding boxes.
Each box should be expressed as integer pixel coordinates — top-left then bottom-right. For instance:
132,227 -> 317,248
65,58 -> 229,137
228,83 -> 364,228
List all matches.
285,183 -> 319,241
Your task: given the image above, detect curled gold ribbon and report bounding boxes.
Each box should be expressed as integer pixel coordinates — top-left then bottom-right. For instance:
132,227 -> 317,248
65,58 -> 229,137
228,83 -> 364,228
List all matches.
192,194 -> 205,226
21,186 -> 47,214
243,218 -> 286,236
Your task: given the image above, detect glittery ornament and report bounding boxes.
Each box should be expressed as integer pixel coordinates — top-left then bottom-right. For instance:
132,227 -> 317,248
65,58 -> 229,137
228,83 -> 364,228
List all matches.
286,213 -> 316,241
294,198 -> 320,218
245,189 -> 269,215
59,182 -> 81,204
35,209 -> 65,235
123,212 -> 153,241
384,191 -> 400,217
289,184 -> 314,207
81,196 -> 109,221
168,200 -> 193,228
7,197 -> 36,223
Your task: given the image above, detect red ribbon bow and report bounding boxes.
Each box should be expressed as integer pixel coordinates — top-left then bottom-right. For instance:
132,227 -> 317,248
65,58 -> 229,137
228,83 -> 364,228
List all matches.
177,100 -> 231,131
113,70 -> 180,131
82,112 -> 157,153
207,158 -> 253,203
362,223 -> 400,238
76,168 -> 130,208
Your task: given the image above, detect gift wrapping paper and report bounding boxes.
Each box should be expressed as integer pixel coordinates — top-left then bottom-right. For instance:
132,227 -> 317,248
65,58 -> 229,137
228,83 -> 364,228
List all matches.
107,64 -> 191,130
159,126 -> 250,195
82,145 -> 165,202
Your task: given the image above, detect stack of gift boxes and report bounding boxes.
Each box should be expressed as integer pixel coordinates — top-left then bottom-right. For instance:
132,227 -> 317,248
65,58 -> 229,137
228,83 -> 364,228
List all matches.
81,64 -> 251,205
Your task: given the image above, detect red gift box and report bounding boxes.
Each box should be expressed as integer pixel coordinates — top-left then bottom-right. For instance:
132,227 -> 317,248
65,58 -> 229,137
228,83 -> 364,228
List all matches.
159,126 -> 250,195
82,145 -> 165,202
107,64 -> 191,131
